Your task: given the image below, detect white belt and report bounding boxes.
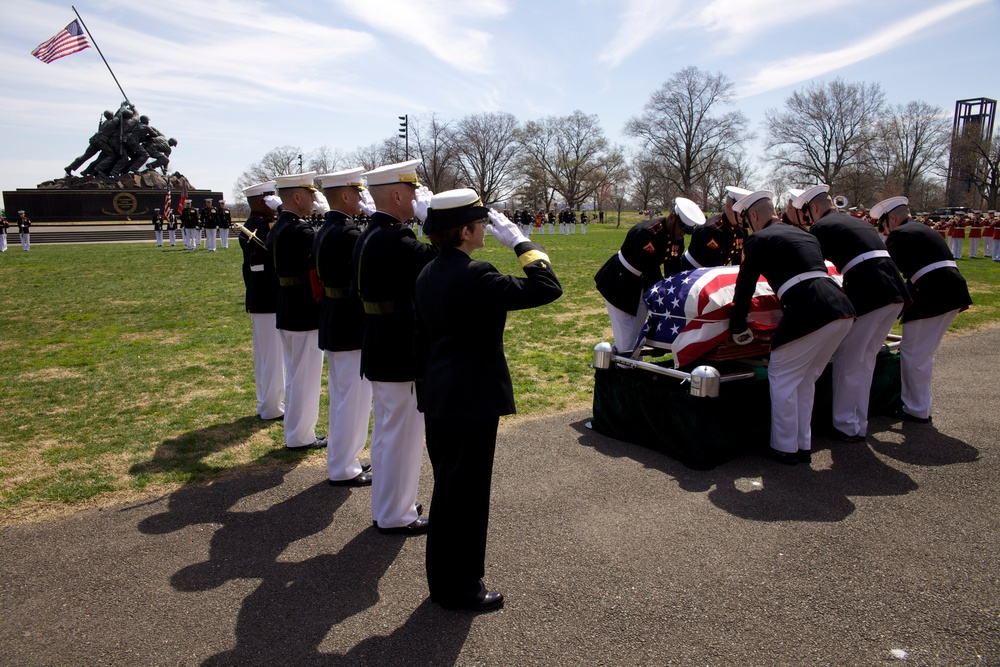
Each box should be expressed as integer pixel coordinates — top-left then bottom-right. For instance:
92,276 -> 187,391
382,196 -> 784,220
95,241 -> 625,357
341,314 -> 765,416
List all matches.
776,270 -> 831,300
841,249 -> 890,275
683,250 -> 702,269
617,251 -> 641,277
250,264 -> 264,272
911,260 -> 957,283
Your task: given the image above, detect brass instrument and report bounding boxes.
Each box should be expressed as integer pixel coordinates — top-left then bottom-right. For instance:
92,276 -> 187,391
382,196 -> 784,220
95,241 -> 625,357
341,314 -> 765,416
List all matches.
833,195 -> 849,211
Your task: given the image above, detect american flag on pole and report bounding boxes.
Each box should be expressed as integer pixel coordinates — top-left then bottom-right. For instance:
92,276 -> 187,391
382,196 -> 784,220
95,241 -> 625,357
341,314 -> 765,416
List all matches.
636,264 -> 842,368
31,20 -> 91,64
163,185 -> 172,216
178,180 -> 188,214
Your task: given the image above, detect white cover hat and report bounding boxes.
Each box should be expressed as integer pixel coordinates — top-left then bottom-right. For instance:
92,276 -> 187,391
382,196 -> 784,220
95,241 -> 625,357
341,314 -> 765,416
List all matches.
725,186 -> 752,202
243,181 -> 276,197
363,159 -> 421,187
674,197 -> 706,228
870,196 -> 909,219
792,184 -> 830,209
733,190 -> 774,215
317,167 -> 365,190
273,172 -> 318,191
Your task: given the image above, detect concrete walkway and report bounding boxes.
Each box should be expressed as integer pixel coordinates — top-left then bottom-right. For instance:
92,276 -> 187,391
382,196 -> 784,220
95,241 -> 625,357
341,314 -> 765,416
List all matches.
1,329 -> 998,666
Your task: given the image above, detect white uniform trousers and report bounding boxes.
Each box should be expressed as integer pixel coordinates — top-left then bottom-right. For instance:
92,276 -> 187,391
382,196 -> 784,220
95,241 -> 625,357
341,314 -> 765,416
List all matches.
605,298 -> 647,354
369,381 -> 423,529
581,223 -> 586,235
220,228 -> 230,249
0,233 -> 6,252
830,302 -> 902,437
168,229 -> 176,246
899,309 -> 960,420
181,228 -> 190,249
994,237 -> 1000,260
155,230 -> 163,246
548,223 -> 554,235
279,328 -> 323,447
324,349 -> 372,482
950,237 -> 962,259
21,233 -> 30,250
206,228 -> 217,252
983,235 -> 992,257
969,238 -> 980,258
251,313 -> 285,420
767,318 -> 854,453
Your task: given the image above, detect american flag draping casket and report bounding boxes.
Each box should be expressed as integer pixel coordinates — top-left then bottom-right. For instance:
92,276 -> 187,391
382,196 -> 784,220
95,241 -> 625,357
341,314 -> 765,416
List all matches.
634,263 -> 842,368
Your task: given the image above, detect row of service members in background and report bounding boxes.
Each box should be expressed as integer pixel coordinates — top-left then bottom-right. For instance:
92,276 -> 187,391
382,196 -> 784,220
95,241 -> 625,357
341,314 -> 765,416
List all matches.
0,211 -> 32,251
238,160 -> 558,612
151,199 -> 232,250
935,215 -> 1000,261
596,184 -> 971,466
505,209 -> 605,235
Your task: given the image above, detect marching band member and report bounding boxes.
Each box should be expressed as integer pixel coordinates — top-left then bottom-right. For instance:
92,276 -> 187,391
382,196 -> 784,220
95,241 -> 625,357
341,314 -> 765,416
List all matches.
729,191 -> 855,464
240,181 -> 284,421
796,184 -> 908,441
874,197 -> 972,423
415,189 -> 561,611
267,172 -> 325,449
315,168 -> 374,487
594,198 -> 704,353
353,159 -> 436,535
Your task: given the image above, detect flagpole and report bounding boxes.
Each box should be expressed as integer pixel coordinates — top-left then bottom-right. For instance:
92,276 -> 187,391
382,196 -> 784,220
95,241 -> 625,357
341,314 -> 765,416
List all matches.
71,5 -> 129,103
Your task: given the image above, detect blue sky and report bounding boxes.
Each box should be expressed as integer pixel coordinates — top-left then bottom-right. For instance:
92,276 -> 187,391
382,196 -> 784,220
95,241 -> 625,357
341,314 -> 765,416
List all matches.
1,0 -> 998,208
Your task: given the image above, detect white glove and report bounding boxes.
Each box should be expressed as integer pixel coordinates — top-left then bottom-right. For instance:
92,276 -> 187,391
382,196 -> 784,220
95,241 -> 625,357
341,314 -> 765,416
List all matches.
732,328 -> 754,346
486,208 -> 529,249
311,190 -> 330,214
359,189 -> 376,216
263,194 -> 281,211
411,186 -> 433,223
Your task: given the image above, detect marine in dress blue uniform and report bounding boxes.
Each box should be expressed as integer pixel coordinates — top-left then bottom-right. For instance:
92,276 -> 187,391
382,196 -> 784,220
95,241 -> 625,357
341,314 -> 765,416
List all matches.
680,186 -> 750,271
875,196 -> 973,423
415,190 -> 562,612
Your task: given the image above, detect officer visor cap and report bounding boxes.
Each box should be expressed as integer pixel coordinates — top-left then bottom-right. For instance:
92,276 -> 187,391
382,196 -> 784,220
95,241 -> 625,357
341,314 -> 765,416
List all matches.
317,167 -> 365,190
870,196 -> 909,220
792,184 -> 830,209
674,197 -> 706,229
243,181 -> 277,197
363,159 -> 422,187
733,191 -> 774,215
273,172 -> 318,191
725,186 -> 752,202
423,188 -> 489,234
787,188 -> 804,203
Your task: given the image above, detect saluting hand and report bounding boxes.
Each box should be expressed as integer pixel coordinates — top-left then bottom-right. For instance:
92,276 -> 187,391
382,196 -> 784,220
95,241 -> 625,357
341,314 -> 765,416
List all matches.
486,209 -> 528,249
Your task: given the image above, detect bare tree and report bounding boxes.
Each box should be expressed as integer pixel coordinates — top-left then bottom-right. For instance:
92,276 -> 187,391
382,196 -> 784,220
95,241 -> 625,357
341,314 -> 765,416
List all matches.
306,145 -> 345,174
453,111 -> 522,205
630,155 -> 661,211
518,110 -> 617,209
348,138 -> 405,171
955,131 -> 1000,209
705,150 -> 757,211
625,66 -> 750,201
411,113 -> 460,193
235,145 -> 304,194
765,78 -> 885,187
870,101 -> 950,197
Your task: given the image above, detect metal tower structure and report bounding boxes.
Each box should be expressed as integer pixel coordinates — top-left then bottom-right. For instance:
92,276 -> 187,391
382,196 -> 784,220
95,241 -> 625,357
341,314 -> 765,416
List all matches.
946,97 -> 996,207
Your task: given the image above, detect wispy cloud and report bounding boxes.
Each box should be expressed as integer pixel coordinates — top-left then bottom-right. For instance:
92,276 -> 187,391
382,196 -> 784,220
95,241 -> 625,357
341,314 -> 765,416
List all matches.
332,0 -> 510,74
737,0 -> 989,97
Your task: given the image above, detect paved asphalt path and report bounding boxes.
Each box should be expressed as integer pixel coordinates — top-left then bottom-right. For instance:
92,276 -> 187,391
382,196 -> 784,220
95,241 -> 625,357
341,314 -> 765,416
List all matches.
2,329 -> 998,666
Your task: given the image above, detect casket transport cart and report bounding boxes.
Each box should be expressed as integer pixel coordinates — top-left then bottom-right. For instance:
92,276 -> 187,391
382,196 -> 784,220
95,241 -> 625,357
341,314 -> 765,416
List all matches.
590,266 -> 902,469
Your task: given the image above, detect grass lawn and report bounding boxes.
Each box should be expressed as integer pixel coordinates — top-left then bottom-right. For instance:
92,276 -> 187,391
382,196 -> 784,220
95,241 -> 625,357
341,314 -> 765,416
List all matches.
1,217 -> 997,524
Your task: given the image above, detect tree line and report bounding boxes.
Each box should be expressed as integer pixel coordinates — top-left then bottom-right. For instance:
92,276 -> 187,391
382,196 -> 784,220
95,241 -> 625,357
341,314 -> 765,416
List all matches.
234,66 -> 999,219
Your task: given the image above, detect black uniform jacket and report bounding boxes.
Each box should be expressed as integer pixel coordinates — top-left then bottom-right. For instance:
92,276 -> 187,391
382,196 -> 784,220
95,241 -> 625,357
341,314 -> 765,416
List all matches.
352,211 -> 438,382
809,210 -> 908,316
682,213 -> 746,271
885,219 -> 972,323
267,210 -> 319,331
218,210 -> 231,228
240,213 -> 278,314
594,217 -> 684,315
730,220 -> 855,349
314,210 -> 365,352
201,207 -> 219,229
152,215 -> 163,231
181,208 -> 199,229
414,242 -> 562,420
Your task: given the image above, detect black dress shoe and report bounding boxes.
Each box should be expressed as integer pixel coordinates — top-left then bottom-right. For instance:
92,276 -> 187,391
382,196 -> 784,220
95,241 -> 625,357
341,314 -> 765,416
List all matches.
438,590 -> 505,612
260,414 -> 284,421
376,516 -> 429,535
764,449 -> 799,465
892,408 -> 931,424
831,429 -> 866,443
361,463 -> 372,473
796,449 -> 812,464
285,440 -> 327,451
328,472 -> 372,487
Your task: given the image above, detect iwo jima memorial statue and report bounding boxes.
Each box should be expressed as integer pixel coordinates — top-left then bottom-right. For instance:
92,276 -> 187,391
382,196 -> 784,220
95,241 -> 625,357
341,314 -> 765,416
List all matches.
3,101 -> 221,222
